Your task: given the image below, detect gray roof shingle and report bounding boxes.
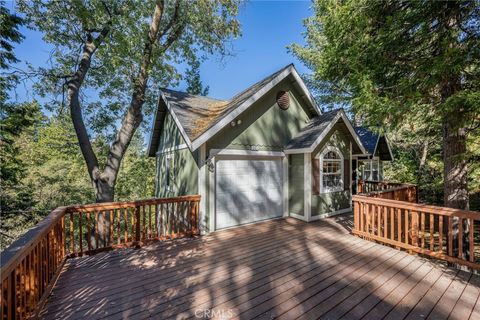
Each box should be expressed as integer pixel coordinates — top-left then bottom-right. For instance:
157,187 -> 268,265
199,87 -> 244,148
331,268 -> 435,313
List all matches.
284,109 -> 341,150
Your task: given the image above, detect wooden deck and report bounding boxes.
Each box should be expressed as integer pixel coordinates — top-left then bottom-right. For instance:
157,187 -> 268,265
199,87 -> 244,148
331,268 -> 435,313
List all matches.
40,215 -> 480,320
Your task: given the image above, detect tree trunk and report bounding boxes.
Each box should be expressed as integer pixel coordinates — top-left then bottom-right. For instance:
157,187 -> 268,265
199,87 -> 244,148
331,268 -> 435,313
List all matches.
441,80 -> 470,261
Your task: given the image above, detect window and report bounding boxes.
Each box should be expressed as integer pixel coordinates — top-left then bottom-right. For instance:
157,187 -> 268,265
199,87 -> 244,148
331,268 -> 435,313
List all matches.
320,148 -> 343,193
362,159 -> 379,181
164,153 -> 174,191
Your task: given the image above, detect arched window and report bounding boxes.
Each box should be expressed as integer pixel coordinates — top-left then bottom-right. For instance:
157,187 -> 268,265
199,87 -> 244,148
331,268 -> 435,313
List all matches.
320,147 -> 344,193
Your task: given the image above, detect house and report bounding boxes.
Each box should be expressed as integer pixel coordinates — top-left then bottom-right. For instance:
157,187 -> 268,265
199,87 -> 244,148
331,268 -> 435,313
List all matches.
147,64 -> 393,233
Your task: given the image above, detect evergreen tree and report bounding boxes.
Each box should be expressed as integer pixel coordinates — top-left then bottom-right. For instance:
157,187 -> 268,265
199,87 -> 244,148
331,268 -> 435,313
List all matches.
185,59 -> 210,96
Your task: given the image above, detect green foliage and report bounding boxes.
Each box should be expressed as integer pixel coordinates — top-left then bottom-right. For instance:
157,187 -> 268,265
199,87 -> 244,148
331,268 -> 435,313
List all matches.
1,106 -> 156,249
17,0 -> 241,133
291,0 -> 480,207
115,131 -> 155,201
0,1 -> 24,101
185,59 -> 210,96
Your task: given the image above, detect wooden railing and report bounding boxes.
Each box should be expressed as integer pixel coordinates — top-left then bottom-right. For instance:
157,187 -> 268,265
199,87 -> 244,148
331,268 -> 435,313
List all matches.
358,180 -> 418,203
352,195 -> 480,270
0,195 -> 200,319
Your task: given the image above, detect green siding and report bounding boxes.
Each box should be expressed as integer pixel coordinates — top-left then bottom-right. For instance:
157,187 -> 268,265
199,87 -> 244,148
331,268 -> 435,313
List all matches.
207,80 -> 312,153
158,114 -> 185,151
311,125 -> 351,216
289,154 -> 304,216
155,113 -> 198,198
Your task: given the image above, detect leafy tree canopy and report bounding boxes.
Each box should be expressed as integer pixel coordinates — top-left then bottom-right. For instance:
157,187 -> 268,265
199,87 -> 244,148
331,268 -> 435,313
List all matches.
290,0 -> 480,130
17,0 -> 240,137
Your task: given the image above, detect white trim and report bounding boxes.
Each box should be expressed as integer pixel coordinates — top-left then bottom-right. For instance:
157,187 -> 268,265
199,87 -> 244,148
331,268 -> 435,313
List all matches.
190,65 -> 321,151
383,134 -> 395,161
160,91 -> 193,150
309,207 -> 352,220
304,153 -> 312,221
283,110 -> 367,155
208,156 -> 215,233
349,141 -> 353,206
198,144 -> 208,234
156,144 -> 188,155
209,148 -> 285,158
290,67 -> 321,114
283,155 -> 289,217
318,146 -> 344,194
147,93 -> 163,156
289,212 -> 308,222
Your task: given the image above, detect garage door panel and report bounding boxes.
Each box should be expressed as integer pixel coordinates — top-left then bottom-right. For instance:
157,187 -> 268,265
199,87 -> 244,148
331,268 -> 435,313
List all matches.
216,158 -> 283,230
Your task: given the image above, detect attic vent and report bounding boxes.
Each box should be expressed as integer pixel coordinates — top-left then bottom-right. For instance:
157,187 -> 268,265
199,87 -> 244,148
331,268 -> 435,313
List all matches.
276,91 -> 290,110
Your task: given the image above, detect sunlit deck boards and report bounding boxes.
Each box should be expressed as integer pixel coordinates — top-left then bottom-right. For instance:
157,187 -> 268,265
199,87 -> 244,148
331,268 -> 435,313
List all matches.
40,215 -> 480,320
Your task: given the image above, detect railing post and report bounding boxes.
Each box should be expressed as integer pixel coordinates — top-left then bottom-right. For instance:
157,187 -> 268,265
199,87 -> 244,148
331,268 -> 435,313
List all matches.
135,206 -> 141,248
353,200 -> 359,232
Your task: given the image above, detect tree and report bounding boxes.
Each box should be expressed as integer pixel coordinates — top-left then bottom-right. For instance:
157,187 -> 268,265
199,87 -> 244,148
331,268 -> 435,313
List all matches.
291,0 -> 479,258
0,0 -> 24,100
18,0 -> 240,202
185,59 -> 210,96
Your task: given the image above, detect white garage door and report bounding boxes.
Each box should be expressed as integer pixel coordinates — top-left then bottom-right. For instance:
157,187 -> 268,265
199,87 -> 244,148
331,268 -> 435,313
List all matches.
215,157 -> 283,230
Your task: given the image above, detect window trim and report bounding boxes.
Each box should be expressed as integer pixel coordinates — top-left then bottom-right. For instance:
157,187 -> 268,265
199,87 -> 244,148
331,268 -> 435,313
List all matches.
318,146 -> 344,194
361,158 -> 380,181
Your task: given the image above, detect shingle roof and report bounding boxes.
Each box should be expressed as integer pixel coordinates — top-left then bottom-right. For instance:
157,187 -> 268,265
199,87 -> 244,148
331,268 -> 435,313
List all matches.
148,64 -> 320,156
354,127 -> 379,155
163,65 -> 292,143
284,109 -> 341,150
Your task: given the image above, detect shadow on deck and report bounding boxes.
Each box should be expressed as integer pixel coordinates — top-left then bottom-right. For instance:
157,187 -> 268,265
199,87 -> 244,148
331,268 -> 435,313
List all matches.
40,216 -> 480,320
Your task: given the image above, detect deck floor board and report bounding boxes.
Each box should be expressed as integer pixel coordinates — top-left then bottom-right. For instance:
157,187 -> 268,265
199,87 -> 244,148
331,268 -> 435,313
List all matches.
39,215 -> 480,320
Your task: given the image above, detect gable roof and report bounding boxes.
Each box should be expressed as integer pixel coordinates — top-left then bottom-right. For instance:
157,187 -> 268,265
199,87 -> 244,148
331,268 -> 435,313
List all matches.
284,108 -> 367,155
148,64 -> 320,156
354,126 -> 394,160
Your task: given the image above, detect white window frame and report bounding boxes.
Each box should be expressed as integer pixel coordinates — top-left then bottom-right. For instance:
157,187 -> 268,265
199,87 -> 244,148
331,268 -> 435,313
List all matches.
318,146 -> 344,193
362,158 -> 380,181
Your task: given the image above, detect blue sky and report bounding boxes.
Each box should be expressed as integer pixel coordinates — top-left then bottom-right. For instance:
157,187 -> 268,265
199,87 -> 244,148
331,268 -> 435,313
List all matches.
9,1 -> 313,102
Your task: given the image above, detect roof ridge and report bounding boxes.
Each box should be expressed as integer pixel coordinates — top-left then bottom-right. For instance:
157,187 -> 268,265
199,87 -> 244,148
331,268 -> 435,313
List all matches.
227,64 -> 293,102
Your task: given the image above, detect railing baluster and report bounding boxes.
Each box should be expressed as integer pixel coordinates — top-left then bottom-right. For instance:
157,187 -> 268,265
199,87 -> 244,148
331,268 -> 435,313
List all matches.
86,212 -> 92,252
470,218 -> 475,263
95,211 -> 99,250
79,212 -> 83,256
155,204 -> 159,238
383,206 -> 388,239
448,216 -> 453,256
123,208 -> 128,243
405,209 -> 409,245
439,216 -> 444,253
459,218 -> 463,259
430,213 -> 434,251
69,212 -> 74,254
116,209 -> 120,245
420,212 -> 425,248
109,209 -> 113,246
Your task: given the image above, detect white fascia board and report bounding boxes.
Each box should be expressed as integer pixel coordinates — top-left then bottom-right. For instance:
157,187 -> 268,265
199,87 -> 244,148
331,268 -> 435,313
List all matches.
209,149 -> 285,158
339,110 -> 368,155
147,94 -> 163,156
290,67 -> 322,115
285,111 -> 368,156
304,112 -> 342,154
384,134 -> 395,161
160,91 -> 193,150
190,65 -> 322,152
191,67 -> 293,151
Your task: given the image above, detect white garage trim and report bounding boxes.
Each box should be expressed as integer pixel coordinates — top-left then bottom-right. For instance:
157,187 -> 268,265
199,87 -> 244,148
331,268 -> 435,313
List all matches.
304,153 -> 312,222
209,148 -> 285,158
198,144 -> 208,234
214,155 -> 284,230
